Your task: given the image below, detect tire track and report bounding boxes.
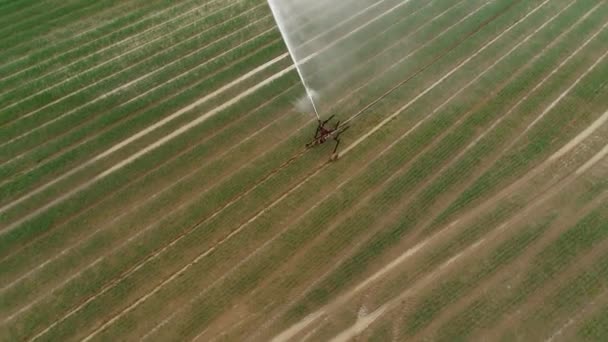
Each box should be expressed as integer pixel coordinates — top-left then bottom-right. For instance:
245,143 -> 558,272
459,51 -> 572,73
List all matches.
0,0 -> 421,278
0,0 -> 248,127
92,0 -> 511,337
0,0 -> 204,78
126,2 -> 554,339
249,3 -> 586,336
0,0 -> 103,52
4,0 -> 432,334
1,0 -> 456,326
0,0 -> 238,104
0,9 -> 274,165
412,156 -> 608,341
546,287 -> 608,342
0,0 -> 420,234
0,85 -> 299,293
324,141 -> 608,342
271,24 -> 608,341
425,18 -> 608,231
577,143 -> 608,175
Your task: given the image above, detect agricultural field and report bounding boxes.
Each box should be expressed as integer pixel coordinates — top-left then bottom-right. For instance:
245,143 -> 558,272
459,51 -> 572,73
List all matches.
1,0 -> 608,340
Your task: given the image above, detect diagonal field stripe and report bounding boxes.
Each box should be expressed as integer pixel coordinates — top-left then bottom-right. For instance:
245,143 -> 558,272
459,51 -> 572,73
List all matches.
278,2 -> 608,340
0,0 -> 415,234
0,0 -> 220,81
329,126 -> 608,341
3,0 -> 420,334
146,2 -> 592,340
0,0 -> 238,105
0,4 -> 272,154
50,1 -> 512,340
1,0 -> 442,329
0,0 -> 246,127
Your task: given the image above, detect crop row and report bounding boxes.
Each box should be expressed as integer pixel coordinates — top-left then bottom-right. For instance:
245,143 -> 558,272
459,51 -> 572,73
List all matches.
129,1 -> 581,339
272,0 -> 605,328
0,0 -> 442,332
0,0 -> 234,93
0,0 -> 428,326
307,32 -> 608,326
377,217 -> 554,339
285,155 -> 608,341
0,35 -> 285,211
0,0 -> 425,281
1,0 -> 512,338
6,0 -> 605,340
0,0 -> 364,96
0,0 -> 257,127
0,0 -> 369,159
578,300 -> 608,341
90,1 -> 608,338
0,0 -> 432,260
429,29 -> 608,231
387,159 -> 608,340
0,0 -> 380,216
0,0 -> 123,54
0,0 -> 43,24
0,0 -> 392,251
0,51 -> 293,247
0,7 -> 276,172
434,200 -> 608,341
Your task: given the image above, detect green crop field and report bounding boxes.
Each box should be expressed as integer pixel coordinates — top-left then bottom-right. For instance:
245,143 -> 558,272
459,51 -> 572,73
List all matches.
1,0 -> 607,340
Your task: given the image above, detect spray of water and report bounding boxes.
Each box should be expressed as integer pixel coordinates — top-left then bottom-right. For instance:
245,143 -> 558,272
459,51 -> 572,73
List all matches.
267,0 -> 321,120
294,89 -> 320,114
266,0 -> 421,122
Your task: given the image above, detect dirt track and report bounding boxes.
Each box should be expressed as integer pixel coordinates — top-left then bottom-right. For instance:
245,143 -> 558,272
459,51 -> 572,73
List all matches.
2,0 -> 608,341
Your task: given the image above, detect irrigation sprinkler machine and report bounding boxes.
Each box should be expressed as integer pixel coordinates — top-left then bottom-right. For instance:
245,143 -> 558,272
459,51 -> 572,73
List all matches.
306,114 -> 350,161
267,0 -> 350,160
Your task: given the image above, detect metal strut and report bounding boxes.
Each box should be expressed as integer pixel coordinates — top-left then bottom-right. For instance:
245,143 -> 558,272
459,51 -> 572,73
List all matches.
306,115 -> 349,159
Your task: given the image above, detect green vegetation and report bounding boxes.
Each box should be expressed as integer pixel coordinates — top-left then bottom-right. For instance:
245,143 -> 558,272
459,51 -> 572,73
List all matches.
579,304 -> 608,341
433,201 -> 608,341
2,0 -> 607,340
282,0 -> 607,324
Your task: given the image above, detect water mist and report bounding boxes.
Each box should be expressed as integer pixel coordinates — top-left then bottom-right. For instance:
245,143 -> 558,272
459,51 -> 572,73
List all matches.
267,0 -> 321,120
